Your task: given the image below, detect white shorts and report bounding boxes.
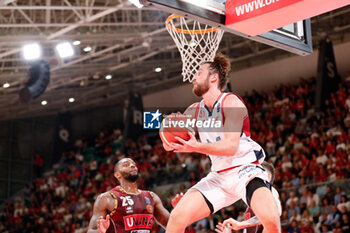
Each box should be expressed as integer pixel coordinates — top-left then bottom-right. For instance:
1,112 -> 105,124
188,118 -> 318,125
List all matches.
190,164 -> 269,213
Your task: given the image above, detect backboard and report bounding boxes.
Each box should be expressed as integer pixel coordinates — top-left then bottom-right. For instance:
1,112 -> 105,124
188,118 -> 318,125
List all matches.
141,0 -> 313,55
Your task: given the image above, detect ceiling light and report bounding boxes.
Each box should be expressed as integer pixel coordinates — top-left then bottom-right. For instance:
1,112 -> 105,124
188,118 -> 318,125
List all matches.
3,83 -> 10,88
73,40 -> 81,46
105,74 -> 112,80
41,100 -> 47,105
128,0 -> 143,8
0,0 -> 16,6
154,67 -> 162,72
68,97 -> 75,103
83,46 -> 92,52
22,43 -> 41,60
142,41 -> 150,47
56,42 -> 74,58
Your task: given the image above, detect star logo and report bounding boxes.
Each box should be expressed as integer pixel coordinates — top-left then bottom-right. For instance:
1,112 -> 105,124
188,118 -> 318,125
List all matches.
143,110 -> 162,129
150,109 -> 161,122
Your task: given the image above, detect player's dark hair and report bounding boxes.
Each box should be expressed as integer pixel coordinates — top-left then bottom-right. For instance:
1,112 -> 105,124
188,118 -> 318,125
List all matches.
204,53 -> 231,90
262,161 -> 275,184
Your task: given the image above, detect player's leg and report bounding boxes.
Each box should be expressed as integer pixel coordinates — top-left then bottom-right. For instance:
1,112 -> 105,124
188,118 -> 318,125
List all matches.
166,188 -> 211,233
247,178 -> 281,233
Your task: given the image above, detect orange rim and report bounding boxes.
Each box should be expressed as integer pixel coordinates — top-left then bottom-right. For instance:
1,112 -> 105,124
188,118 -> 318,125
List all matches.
166,14 -> 219,34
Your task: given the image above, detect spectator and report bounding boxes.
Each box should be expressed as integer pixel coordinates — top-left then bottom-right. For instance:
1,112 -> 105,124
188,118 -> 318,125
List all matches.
340,214 -> 349,233
288,201 -> 301,219
324,206 -> 341,230
337,195 -> 350,212
290,209 -> 301,224
320,225 -> 332,233
334,187 -> 346,205
321,198 -> 333,216
287,192 -> 299,207
34,153 -> 43,178
308,200 -> 321,219
288,220 -> 301,233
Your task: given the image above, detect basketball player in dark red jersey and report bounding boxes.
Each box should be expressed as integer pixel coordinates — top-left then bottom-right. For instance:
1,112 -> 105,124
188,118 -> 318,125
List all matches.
163,53 -> 281,233
215,162 -> 282,233
87,158 -> 169,233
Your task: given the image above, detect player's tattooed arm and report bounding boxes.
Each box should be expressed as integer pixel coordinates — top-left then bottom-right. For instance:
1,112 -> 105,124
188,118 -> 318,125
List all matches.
152,192 -> 170,229
238,216 -> 261,228
216,216 -> 261,232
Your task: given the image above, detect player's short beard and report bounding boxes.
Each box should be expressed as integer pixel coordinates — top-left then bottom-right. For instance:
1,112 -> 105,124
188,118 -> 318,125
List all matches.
123,173 -> 139,182
193,75 -> 209,97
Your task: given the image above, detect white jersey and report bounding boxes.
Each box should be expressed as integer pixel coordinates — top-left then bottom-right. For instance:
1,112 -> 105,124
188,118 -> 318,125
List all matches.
195,93 -> 265,172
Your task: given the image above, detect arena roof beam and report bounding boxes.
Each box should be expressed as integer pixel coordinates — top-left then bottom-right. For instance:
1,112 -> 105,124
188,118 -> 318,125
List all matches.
48,16 -> 179,72
11,2 -> 42,34
63,0 -> 84,20
0,6 -> 157,10
109,44 -> 176,71
0,22 -> 165,27
46,0 -> 51,25
47,3 -> 124,40
0,2 -> 124,59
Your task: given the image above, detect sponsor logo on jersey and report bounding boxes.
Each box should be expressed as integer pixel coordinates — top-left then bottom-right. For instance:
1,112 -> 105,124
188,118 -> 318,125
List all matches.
146,204 -> 153,214
131,230 -> 150,233
144,197 -> 151,205
238,165 -> 258,179
124,214 -> 153,230
126,206 -> 134,214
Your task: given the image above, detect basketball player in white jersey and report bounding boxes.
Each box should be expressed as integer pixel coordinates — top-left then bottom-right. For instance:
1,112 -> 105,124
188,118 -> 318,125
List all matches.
215,162 -> 282,233
162,53 -> 281,233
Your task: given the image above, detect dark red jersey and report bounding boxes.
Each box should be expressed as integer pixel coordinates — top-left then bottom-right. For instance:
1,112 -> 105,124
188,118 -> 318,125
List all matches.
243,207 -> 263,233
106,186 -> 155,233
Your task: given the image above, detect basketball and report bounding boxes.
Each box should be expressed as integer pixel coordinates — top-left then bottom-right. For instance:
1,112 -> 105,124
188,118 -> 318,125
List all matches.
159,114 -> 195,146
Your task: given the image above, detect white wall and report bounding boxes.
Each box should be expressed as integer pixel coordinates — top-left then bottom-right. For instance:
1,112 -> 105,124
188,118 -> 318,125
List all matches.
143,41 -> 350,108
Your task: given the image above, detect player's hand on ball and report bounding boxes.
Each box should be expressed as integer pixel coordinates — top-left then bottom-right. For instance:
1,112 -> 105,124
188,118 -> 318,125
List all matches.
163,142 -> 176,151
171,131 -> 199,153
97,215 -> 110,233
171,192 -> 184,208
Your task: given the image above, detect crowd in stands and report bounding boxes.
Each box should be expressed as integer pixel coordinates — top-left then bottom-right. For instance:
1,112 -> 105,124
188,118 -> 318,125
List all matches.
0,77 -> 350,233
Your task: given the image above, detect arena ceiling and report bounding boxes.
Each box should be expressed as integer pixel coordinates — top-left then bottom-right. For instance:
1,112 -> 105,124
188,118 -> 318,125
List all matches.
0,0 -> 349,121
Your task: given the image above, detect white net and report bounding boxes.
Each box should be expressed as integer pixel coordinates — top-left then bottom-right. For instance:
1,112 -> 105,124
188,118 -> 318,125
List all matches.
166,14 -> 224,83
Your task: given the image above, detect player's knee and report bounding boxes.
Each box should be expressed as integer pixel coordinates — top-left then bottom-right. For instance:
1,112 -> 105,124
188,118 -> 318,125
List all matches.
265,211 -> 280,224
169,207 -> 189,226
260,211 -> 280,232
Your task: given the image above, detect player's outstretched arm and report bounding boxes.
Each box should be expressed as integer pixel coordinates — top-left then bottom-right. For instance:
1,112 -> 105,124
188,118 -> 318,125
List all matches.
171,95 -> 246,156
87,193 -> 111,233
152,192 -> 170,229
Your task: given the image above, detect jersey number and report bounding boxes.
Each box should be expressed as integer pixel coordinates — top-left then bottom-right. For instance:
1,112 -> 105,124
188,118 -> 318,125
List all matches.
121,196 -> 134,206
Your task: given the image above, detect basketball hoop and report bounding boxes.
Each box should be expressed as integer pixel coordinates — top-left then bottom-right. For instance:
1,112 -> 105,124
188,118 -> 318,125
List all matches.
166,14 -> 224,83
